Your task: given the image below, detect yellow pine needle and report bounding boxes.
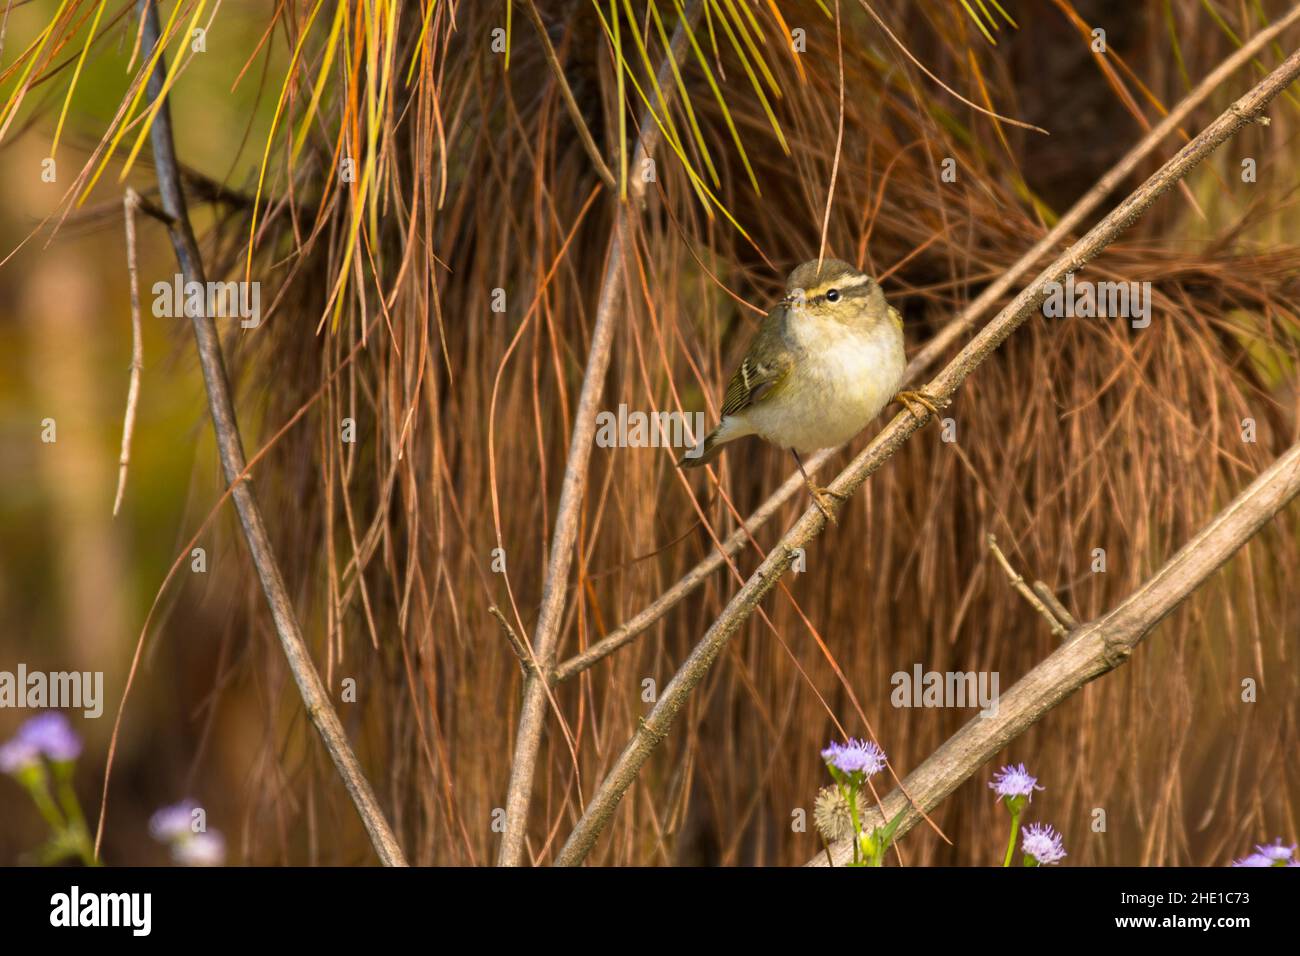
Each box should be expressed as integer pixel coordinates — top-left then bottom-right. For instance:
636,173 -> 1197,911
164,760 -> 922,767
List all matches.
598,27 -> 753,240
617,0 -> 689,168
718,0 -> 780,98
609,0 -> 626,199
705,0 -> 787,153
734,0 -> 766,44
363,0 -> 381,239
293,0 -> 348,162
764,1 -> 807,83
327,12 -> 374,335
324,159 -> 374,334
972,0 -> 1001,33
52,0 -> 109,157
119,0 -> 211,182
77,0 -> 188,205
958,0 -> 997,45
245,0 -> 329,285
405,0 -> 440,85
594,0 -> 708,209
0,0 -> 72,143
675,1 -> 760,193
986,0 -> 1018,28
648,0 -> 719,188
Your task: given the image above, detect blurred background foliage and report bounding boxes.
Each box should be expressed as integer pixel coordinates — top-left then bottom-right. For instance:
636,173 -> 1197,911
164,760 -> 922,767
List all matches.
0,0 -> 1297,865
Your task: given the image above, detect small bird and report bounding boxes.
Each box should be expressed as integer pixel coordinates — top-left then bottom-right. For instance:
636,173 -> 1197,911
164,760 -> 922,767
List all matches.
679,258 -> 942,520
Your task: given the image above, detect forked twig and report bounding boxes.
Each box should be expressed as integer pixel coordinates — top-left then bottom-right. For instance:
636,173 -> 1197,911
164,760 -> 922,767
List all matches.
987,534 -> 1072,637
1033,581 -> 1079,631
491,605 -> 537,676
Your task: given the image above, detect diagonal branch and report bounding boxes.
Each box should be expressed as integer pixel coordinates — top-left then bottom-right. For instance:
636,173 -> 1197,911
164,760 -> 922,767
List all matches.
495,0 -> 701,867
808,438 -> 1300,865
553,46 -> 1300,866
548,7 -> 1300,686
130,0 -> 405,866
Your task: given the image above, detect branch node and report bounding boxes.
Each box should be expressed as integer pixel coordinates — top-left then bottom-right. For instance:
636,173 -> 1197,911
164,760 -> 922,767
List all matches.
987,535 -> 1071,638
490,606 -> 537,677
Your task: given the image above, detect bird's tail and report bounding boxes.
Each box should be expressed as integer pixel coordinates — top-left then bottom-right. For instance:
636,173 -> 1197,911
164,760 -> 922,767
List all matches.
677,425 -> 727,468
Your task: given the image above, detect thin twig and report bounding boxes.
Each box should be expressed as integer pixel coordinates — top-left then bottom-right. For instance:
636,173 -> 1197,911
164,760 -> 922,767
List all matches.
553,47 -> 1300,866
810,439 -> 1300,865
495,0 -> 701,867
1032,581 -> 1079,631
521,0 -> 618,191
113,189 -> 144,517
987,534 -> 1069,637
491,605 -> 536,676
99,0 -> 407,867
547,9 -> 1300,685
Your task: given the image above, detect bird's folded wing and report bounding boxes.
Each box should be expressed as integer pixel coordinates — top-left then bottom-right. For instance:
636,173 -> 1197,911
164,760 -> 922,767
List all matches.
720,351 -> 791,418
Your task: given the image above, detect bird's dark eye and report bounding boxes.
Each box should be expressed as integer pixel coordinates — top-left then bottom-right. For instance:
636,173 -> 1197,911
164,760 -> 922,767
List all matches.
825,288 -> 840,302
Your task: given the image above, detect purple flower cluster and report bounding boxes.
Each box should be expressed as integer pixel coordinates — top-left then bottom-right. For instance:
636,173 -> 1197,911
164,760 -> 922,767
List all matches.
821,738 -> 887,776
149,800 -> 200,841
0,713 -> 82,774
149,800 -> 226,867
1232,839 -> 1295,868
1022,822 -> 1067,865
989,763 -> 1043,802
989,761 -> 1068,866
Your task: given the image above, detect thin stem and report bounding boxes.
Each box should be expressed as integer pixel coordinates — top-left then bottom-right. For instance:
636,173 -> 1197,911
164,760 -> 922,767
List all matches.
845,781 -> 861,865
113,189 -> 144,517
1002,811 -> 1021,867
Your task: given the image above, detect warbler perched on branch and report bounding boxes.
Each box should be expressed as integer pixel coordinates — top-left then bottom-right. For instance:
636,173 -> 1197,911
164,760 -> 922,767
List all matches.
679,258 -> 943,520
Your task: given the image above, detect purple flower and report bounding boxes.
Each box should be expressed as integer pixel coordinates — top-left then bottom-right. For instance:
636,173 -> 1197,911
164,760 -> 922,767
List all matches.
1232,853 -> 1275,867
1022,823 -> 1067,865
16,712 -> 82,762
821,738 -> 887,776
0,737 -> 41,775
149,800 -> 199,841
172,831 -> 225,867
990,763 -> 1043,802
1254,839 -> 1295,862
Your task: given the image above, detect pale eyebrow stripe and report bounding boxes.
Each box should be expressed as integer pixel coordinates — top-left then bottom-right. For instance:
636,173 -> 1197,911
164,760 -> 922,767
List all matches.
801,273 -> 871,298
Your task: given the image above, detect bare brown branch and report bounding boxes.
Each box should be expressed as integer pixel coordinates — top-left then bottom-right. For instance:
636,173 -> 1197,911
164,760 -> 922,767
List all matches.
97,0 -> 407,867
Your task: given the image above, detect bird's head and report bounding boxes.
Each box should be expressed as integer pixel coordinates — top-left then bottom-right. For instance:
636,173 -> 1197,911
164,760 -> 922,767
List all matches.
781,258 -> 891,330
